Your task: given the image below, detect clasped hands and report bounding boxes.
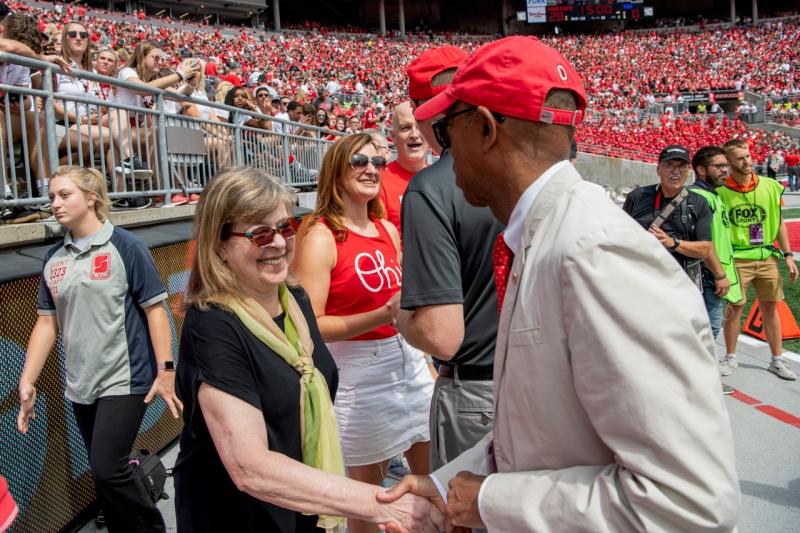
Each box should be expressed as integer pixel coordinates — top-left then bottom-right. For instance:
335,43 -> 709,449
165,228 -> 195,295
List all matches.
376,472 -> 486,533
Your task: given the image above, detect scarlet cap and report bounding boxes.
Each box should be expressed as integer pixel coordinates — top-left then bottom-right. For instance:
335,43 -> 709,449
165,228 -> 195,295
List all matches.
414,36 -> 588,126
407,46 -> 468,101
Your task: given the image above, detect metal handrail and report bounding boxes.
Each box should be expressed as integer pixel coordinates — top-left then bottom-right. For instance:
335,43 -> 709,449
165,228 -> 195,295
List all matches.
0,52 -> 344,137
0,53 -> 342,211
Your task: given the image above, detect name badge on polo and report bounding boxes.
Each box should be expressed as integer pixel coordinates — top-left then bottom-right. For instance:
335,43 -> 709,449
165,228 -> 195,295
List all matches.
91,252 -> 112,280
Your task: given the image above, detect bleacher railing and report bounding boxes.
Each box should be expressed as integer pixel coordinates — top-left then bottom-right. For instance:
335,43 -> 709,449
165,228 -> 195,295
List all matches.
0,52 -> 341,211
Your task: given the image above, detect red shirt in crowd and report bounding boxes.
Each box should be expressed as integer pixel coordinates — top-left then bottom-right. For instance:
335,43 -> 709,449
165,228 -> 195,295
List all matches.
362,107 -> 377,130
379,160 -> 416,234
219,74 -> 243,87
322,217 -> 401,340
205,62 -> 217,76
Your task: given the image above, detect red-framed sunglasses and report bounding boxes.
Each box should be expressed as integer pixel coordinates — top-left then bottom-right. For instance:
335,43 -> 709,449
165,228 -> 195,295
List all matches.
226,217 -> 299,247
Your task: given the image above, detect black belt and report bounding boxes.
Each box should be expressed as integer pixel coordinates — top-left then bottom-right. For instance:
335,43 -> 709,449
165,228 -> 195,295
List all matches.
438,364 -> 493,381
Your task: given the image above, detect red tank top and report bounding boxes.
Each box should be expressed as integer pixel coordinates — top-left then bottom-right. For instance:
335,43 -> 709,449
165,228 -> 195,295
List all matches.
324,218 -> 401,340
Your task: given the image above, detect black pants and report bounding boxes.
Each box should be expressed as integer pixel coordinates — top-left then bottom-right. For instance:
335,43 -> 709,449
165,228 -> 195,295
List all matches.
73,395 -> 166,533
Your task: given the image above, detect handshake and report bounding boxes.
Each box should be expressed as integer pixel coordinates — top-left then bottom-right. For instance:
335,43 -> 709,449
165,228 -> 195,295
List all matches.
374,472 -> 487,533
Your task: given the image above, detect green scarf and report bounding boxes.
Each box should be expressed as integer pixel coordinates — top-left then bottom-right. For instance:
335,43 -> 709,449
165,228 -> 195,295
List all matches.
229,284 -> 345,531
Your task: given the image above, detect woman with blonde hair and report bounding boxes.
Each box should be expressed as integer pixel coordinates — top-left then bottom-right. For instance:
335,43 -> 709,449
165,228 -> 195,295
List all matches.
293,135 -> 434,533
113,40 -> 202,192
177,58 -> 231,168
17,166 -> 179,532
54,21 -> 145,184
212,80 -> 234,121
174,167 -> 441,533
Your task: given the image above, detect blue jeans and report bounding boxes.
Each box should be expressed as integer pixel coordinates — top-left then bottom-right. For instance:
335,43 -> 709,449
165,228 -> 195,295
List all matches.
703,275 -> 724,339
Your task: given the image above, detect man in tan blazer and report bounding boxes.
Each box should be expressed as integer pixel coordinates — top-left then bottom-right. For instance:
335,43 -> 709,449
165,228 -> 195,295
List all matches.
378,36 -> 739,532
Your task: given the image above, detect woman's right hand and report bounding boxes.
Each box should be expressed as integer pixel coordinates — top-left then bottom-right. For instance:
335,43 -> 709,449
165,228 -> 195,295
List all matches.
17,383 -> 37,434
383,291 -> 401,325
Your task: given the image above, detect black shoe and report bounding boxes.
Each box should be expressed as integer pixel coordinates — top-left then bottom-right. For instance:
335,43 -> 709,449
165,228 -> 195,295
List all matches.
115,155 -> 153,180
1,205 -> 41,224
111,197 -> 153,211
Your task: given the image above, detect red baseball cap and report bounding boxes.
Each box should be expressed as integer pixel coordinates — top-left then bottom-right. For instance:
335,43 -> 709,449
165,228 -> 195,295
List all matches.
414,36 -> 587,126
407,46 -> 468,101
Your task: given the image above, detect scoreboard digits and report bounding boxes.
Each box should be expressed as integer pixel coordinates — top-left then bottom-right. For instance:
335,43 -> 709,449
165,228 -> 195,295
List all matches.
527,0 -> 654,24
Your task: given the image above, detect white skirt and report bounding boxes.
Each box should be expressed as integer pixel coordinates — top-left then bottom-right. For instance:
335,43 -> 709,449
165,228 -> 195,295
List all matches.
327,334 -> 434,466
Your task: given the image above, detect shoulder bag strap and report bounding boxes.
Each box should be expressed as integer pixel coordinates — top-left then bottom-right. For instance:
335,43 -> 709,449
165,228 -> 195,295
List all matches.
652,187 -> 690,229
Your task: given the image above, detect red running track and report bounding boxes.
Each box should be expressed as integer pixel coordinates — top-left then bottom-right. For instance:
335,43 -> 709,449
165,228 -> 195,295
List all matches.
787,221 -> 800,252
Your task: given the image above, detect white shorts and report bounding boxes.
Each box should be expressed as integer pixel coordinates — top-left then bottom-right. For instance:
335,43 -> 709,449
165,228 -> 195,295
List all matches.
327,335 -> 434,466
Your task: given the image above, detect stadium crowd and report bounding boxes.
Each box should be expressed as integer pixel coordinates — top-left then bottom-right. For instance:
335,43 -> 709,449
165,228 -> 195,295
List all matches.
0,0 -> 798,222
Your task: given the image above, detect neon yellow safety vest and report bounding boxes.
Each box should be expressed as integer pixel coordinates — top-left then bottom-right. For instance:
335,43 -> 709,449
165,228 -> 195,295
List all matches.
716,176 -> 784,261
690,184 -> 743,303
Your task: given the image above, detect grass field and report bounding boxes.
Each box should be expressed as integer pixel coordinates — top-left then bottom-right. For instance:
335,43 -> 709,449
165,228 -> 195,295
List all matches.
736,260 -> 800,353
781,208 -> 800,220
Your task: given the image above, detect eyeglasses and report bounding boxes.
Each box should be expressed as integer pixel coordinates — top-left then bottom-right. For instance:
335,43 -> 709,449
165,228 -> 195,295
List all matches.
66,31 -> 89,39
350,154 -> 387,171
432,107 -> 504,150
256,93 -> 269,98
227,217 -> 299,247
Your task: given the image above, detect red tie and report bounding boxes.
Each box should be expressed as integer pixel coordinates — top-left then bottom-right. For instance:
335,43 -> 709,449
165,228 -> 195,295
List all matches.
493,233 -> 514,313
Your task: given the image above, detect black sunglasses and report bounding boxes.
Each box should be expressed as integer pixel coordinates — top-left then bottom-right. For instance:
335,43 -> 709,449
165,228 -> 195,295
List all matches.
432,107 -> 505,150
350,154 -> 387,170
66,31 -> 89,39
226,217 -> 299,247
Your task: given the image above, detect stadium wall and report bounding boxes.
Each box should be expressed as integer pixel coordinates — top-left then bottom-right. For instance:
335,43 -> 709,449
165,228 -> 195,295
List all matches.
576,152 -> 657,189
0,234 -> 193,532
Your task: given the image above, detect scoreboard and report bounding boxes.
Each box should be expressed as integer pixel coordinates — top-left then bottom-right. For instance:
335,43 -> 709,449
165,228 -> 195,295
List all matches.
527,0 -> 654,24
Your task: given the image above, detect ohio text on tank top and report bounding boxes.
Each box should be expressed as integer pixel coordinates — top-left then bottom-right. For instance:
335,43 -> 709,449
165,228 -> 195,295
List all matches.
324,218 -> 401,340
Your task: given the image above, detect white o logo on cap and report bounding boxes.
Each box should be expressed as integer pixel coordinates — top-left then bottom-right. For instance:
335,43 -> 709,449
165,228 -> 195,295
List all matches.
557,65 -> 568,81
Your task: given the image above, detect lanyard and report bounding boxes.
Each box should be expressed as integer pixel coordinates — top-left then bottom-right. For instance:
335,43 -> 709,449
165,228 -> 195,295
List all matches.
98,83 -> 111,100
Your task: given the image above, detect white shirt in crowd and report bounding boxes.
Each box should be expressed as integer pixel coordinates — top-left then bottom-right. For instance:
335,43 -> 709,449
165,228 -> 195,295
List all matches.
56,61 -> 99,119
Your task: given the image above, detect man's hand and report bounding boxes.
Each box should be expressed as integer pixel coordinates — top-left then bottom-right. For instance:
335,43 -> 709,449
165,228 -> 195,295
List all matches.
714,275 -> 730,297
447,472 -> 486,529
648,225 -> 674,249
376,475 -> 445,533
786,255 -> 799,282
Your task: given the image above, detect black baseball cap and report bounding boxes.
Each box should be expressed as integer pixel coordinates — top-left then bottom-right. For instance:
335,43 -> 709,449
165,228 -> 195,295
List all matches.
659,145 -> 691,163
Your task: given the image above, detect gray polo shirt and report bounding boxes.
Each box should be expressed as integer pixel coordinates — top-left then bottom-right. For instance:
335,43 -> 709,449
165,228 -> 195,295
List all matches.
38,221 -> 168,404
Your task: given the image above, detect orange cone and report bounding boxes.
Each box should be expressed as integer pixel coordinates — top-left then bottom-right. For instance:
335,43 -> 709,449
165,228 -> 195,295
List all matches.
742,299 -> 800,340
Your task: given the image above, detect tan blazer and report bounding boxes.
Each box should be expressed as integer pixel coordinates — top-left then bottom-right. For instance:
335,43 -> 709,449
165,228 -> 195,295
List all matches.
434,165 -> 739,532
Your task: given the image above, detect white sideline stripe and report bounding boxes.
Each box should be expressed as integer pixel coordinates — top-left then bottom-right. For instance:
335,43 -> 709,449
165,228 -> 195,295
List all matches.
737,334 -> 800,364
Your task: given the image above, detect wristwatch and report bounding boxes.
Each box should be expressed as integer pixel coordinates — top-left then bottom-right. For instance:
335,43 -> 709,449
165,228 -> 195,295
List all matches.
784,251 -> 794,258
670,238 -> 681,250
158,361 -> 175,372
